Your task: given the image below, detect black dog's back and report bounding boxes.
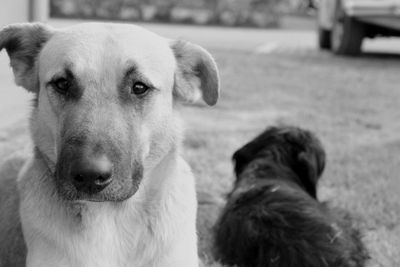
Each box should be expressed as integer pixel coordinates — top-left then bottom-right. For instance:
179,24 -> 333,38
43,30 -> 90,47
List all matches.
215,183 -> 367,267
214,126 -> 368,267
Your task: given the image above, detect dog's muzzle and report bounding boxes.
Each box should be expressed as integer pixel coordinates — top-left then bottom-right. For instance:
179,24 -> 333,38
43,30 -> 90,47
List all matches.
55,137 -> 142,202
69,154 -> 113,194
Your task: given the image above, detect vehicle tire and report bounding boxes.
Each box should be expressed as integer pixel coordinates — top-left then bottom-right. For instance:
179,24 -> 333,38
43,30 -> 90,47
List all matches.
318,28 -> 331,50
331,10 -> 364,55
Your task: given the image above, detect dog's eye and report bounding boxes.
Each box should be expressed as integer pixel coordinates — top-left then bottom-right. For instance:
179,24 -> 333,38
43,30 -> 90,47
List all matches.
131,82 -> 149,95
52,78 -> 71,95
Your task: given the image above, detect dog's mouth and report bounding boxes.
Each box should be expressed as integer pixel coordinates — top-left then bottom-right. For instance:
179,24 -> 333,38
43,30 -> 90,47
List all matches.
67,186 -> 139,202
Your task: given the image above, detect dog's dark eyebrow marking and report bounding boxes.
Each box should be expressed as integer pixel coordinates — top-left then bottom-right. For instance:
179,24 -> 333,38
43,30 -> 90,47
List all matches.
64,68 -> 74,80
46,67 -> 73,85
125,64 -> 137,77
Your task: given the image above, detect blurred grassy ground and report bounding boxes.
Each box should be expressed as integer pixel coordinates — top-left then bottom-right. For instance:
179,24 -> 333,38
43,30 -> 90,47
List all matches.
181,50 -> 400,267
1,49 -> 400,267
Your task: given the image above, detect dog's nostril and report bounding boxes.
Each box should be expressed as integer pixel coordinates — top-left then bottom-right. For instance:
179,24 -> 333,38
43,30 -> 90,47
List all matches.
93,173 -> 112,185
74,174 -> 85,183
73,172 -> 112,185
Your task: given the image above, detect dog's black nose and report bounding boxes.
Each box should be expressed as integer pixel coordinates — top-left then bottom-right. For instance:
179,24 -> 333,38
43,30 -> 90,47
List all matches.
71,155 -> 113,194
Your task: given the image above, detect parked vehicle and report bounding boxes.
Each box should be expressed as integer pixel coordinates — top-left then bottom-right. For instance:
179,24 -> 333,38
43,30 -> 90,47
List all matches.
317,0 -> 400,55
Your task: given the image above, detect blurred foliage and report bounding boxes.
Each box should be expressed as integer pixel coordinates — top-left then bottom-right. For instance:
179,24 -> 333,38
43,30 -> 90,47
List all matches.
50,0 -> 303,27
50,0 -> 316,27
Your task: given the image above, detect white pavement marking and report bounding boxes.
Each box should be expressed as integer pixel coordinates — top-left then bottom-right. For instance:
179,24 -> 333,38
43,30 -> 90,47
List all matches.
254,43 -> 317,55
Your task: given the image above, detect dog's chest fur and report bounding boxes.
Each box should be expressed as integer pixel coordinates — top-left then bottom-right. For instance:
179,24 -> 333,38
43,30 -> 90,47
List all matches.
18,154 -> 198,267
34,207 -> 169,267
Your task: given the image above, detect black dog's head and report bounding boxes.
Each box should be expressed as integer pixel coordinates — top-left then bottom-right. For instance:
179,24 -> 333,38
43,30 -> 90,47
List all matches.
232,126 -> 326,198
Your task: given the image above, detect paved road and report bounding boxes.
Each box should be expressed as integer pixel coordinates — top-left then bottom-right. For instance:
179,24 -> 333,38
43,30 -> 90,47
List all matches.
1,19 -> 400,130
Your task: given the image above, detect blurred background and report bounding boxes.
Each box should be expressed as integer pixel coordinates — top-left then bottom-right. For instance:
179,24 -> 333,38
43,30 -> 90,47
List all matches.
1,0 -> 400,266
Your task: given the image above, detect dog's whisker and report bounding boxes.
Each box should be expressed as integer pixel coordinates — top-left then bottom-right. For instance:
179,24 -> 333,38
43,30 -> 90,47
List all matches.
270,185 -> 280,192
321,256 -> 328,266
270,255 -> 280,263
328,229 -> 343,244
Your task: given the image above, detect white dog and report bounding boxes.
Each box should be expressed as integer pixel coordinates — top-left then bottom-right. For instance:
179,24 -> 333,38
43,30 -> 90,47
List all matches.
0,22 -> 219,267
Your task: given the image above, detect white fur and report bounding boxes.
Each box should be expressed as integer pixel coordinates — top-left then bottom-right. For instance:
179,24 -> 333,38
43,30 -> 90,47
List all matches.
18,150 -> 198,267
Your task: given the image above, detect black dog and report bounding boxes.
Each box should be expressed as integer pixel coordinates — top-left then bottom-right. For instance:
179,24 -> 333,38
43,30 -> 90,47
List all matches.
214,126 -> 368,267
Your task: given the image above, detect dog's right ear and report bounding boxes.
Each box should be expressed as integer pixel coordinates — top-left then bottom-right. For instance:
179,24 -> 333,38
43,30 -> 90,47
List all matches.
0,23 -> 54,92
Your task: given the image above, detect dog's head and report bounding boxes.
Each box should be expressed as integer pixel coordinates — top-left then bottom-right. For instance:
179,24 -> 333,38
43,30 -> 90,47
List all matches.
0,23 -> 219,202
232,126 -> 326,198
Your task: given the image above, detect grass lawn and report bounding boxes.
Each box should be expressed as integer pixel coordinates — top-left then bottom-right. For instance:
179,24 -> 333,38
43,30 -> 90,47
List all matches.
1,49 -> 400,266
181,50 -> 400,267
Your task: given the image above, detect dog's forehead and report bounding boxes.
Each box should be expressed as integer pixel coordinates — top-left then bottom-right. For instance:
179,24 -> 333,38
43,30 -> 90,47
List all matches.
39,23 -> 175,84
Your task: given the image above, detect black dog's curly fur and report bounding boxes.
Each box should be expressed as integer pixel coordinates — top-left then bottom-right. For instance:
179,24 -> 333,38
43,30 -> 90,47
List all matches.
214,126 -> 368,267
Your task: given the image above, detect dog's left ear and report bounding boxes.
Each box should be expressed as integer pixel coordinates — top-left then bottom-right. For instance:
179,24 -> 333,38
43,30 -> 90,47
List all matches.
170,40 -> 220,106
232,148 -> 250,178
0,23 -> 54,92
296,143 -> 326,198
